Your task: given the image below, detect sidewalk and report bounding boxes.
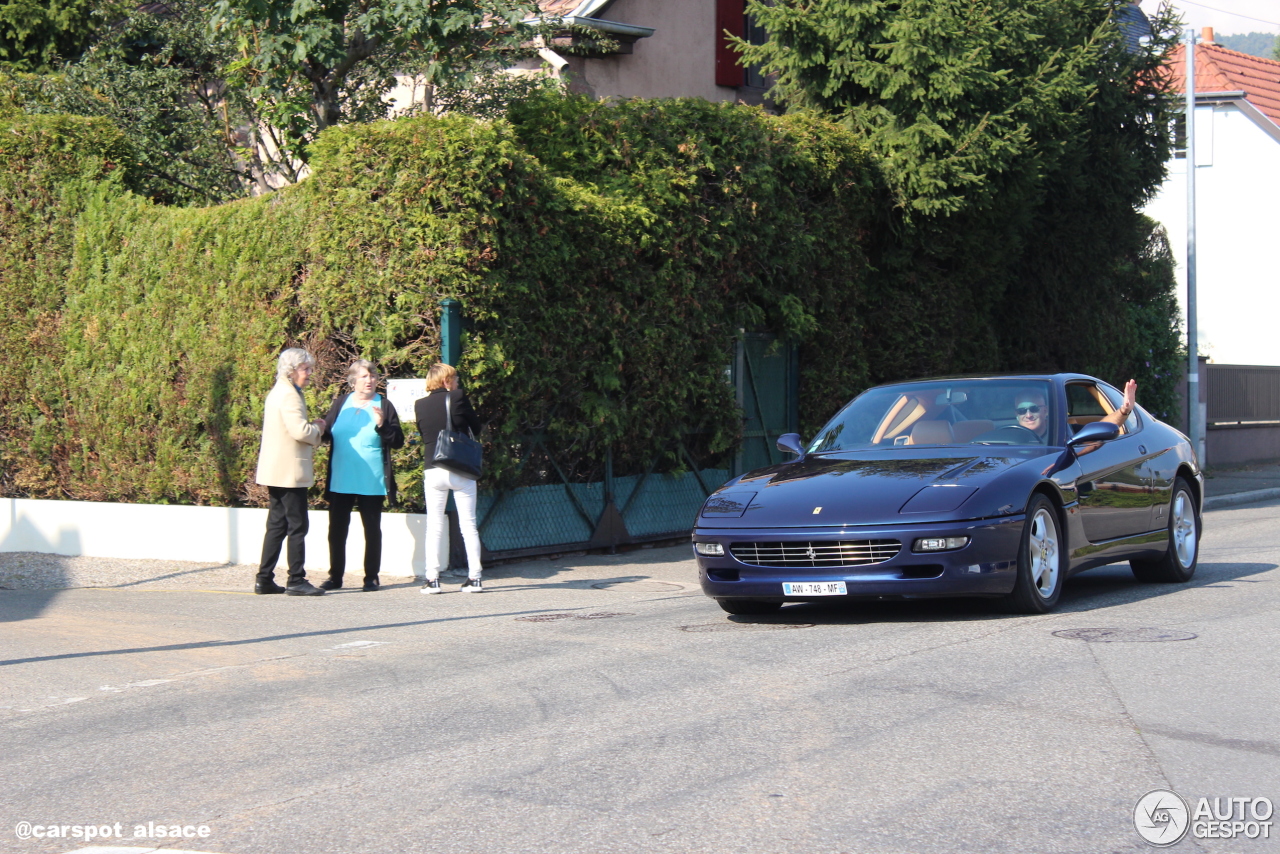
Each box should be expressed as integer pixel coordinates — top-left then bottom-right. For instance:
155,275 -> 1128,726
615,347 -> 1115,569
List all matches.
2,462 -> 1274,593
1201,460 -> 1280,509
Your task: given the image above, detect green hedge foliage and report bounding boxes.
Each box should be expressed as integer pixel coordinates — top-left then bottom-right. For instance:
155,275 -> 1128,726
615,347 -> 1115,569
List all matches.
1,97 -> 877,506
0,112 -> 136,496
0,94 -> 1182,509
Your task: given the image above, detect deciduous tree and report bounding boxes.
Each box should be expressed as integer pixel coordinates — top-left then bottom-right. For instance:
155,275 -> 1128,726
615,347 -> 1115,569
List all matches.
210,0 -> 554,176
12,1 -> 251,204
0,0 -> 126,72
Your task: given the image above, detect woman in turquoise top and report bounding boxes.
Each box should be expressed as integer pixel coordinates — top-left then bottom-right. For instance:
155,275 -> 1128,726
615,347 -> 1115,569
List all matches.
319,360 -> 404,591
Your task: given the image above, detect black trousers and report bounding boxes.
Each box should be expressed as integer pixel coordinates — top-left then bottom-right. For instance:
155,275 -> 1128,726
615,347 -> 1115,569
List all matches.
258,486 -> 309,583
327,492 -> 384,582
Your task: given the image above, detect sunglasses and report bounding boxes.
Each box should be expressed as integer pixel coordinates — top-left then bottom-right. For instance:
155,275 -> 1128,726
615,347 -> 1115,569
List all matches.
1016,405 -> 1042,415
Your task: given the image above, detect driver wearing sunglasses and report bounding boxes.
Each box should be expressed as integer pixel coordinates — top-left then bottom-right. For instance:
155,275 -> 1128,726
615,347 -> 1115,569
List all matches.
1015,379 -> 1138,448
1013,391 -> 1050,442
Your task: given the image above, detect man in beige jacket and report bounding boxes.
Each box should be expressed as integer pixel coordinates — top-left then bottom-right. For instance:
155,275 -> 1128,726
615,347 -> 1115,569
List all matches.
255,348 -> 327,595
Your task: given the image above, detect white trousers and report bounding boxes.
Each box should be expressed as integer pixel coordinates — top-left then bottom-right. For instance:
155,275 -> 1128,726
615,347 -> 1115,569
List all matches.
423,466 -> 483,580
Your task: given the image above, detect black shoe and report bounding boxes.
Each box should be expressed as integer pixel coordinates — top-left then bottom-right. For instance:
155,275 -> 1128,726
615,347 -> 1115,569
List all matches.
421,578 -> 441,595
459,577 -> 483,593
254,580 -> 285,595
362,578 -> 380,592
285,580 -> 326,596
319,577 -> 343,591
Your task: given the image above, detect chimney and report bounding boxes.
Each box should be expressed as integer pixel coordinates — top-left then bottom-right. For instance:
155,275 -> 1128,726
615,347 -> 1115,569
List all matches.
1201,26 -> 1215,44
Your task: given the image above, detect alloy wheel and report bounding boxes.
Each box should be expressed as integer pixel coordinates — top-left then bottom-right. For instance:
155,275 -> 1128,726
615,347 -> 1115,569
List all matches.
1172,490 -> 1197,569
1029,507 -> 1060,599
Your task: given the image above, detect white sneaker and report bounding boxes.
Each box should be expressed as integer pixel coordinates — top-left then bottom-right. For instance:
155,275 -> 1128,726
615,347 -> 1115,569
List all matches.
459,577 -> 483,593
421,578 -> 441,594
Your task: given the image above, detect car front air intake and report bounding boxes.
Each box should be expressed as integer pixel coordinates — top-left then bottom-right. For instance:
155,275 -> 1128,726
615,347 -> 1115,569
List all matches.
730,540 -> 901,567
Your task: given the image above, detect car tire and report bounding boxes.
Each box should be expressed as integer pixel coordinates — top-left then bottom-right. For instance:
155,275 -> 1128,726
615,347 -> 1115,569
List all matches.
1001,494 -> 1065,614
1130,477 -> 1199,583
717,598 -> 783,616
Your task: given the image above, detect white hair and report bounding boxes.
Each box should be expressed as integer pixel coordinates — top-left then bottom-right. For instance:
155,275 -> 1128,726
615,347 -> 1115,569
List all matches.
276,348 -> 314,384
347,359 -> 379,387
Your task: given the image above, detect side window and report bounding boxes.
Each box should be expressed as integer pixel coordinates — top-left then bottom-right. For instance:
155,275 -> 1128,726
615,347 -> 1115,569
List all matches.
1066,383 -> 1114,434
1100,384 -> 1140,434
743,12 -> 769,90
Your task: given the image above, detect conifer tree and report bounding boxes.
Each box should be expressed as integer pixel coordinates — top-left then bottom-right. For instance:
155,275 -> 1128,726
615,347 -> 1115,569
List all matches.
740,0 -> 1180,221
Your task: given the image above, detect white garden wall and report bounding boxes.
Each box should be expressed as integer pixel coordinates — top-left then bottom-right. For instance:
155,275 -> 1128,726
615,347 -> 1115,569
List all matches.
1,498 -> 444,578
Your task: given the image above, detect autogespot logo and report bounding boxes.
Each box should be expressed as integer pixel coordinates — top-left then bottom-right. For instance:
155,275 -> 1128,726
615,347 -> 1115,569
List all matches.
1135,789 -> 1191,846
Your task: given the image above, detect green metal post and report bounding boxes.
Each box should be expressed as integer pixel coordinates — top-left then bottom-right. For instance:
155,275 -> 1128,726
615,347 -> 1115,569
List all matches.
440,299 -> 462,569
441,298 -> 461,366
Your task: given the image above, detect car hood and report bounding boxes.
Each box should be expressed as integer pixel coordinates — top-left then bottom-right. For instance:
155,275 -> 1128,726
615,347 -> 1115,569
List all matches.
698,448 -> 1056,528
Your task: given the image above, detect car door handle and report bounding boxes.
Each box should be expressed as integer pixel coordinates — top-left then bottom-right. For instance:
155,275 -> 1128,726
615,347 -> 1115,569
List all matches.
1138,445 -> 1147,455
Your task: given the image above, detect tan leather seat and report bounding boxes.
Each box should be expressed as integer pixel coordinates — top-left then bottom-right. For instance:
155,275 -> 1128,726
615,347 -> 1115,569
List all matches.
953,420 -> 995,443
908,420 -> 954,445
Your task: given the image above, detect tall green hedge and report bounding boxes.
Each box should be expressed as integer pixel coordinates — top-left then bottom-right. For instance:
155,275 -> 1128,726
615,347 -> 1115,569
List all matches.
1,97 -> 878,507
0,112 -> 136,496
0,93 -> 1182,509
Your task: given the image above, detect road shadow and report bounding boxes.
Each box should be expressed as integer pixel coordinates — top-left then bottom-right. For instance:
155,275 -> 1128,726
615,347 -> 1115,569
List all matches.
0,603 -> 602,667
425,543 -> 695,590
0,589 -> 64,625
1055,559 -> 1275,613
718,559 -> 1277,627
0,549 -> 75,623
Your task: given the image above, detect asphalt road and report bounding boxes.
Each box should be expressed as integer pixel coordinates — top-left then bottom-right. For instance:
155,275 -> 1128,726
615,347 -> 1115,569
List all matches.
2,499 -> 1278,854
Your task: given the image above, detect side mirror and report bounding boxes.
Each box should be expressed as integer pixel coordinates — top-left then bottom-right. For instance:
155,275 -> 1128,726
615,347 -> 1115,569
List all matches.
776,433 -> 805,460
1067,421 -> 1120,448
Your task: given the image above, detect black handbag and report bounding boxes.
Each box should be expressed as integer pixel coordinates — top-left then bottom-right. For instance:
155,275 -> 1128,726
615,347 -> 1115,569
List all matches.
432,392 -> 483,479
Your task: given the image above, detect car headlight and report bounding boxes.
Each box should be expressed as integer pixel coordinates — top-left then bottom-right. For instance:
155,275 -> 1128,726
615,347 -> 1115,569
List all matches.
912,536 -> 969,552
694,542 -> 724,556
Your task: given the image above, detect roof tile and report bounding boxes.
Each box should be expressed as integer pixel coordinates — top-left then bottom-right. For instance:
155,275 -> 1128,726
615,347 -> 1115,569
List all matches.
1163,42 -> 1280,126
536,0 -> 582,15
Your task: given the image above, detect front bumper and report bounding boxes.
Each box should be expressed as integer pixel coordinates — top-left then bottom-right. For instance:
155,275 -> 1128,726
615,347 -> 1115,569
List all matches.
694,515 -> 1025,601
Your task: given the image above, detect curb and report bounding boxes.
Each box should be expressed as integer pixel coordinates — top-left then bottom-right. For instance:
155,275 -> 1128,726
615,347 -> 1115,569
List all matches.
1204,487 -> 1280,511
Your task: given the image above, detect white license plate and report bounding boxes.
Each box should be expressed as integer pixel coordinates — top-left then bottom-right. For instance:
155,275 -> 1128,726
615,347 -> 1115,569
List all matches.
782,581 -> 847,596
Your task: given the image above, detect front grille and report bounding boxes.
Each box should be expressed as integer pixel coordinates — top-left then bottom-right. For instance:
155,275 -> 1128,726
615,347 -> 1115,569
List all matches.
730,540 -> 901,568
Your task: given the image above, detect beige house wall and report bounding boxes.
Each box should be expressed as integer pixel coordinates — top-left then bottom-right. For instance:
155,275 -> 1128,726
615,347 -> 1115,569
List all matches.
563,0 -> 741,103
388,0 -> 758,116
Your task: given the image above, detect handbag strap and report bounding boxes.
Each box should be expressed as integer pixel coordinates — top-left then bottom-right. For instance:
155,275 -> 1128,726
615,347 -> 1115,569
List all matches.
443,389 -> 475,440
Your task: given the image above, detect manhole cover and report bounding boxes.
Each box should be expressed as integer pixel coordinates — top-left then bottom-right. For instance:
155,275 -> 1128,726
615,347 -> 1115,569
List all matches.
1052,627 -> 1198,643
591,581 -> 684,592
679,622 -> 816,633
516,612 -> 634,623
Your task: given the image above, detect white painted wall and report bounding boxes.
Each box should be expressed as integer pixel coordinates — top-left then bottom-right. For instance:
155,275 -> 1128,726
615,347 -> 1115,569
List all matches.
1,498 -> 446,578
1143,103 -> 1280,366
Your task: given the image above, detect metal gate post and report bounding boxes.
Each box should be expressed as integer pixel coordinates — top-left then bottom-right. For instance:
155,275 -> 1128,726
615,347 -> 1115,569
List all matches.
441,297 -> 462,567
732,334 -> 745,478
441,298 -> 461,366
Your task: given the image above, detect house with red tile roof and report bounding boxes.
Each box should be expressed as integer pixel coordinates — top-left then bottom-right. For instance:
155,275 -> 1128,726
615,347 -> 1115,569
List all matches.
1143,28 -> 1280,367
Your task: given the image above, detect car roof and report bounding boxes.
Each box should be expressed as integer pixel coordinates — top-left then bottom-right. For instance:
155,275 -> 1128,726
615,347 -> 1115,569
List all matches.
864,373 -> 1101,391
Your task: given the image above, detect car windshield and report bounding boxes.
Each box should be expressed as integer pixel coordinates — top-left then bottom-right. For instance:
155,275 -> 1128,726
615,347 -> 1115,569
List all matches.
808,380 -> 1056,452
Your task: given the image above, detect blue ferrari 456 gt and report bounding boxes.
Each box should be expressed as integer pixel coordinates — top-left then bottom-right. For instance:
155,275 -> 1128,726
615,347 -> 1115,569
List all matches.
694,374 -> 1202,616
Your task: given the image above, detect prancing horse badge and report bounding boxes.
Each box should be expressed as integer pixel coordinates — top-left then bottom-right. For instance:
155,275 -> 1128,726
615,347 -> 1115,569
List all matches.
812,506 -> 822,514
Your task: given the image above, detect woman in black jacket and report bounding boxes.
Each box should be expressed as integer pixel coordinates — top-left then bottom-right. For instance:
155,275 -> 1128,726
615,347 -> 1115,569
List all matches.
414,362 -> 483,594
319,360 -> 405,591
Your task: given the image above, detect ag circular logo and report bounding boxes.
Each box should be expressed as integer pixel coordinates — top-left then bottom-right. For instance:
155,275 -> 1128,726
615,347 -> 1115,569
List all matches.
1134,789 -> 1191,846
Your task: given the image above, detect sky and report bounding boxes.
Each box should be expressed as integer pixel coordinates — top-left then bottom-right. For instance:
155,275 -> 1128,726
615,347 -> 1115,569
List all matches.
1139,0 -> 1280,36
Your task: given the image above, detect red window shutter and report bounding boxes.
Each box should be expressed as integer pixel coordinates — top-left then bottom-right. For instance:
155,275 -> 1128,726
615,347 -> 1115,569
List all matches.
716,0 -> 746,88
